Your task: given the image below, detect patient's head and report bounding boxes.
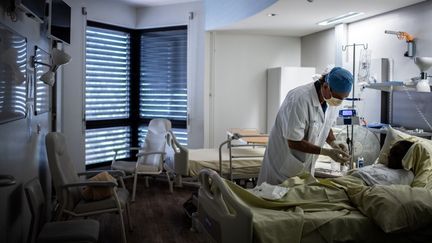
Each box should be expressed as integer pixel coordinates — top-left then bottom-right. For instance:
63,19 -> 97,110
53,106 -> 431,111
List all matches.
387,140 -> 414,169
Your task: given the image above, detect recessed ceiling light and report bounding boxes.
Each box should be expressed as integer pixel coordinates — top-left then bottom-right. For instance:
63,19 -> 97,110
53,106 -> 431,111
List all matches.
317,12 -> 364,26
267,13 -> 277,17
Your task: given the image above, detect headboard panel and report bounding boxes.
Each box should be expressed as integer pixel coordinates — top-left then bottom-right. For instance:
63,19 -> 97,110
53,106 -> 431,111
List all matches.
392,91 -> 432,132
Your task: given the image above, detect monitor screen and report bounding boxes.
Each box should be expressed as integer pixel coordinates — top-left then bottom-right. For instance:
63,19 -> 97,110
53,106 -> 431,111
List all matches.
49,0 -> 71,44
339,109 -> 356,117
18,0 -> 46,23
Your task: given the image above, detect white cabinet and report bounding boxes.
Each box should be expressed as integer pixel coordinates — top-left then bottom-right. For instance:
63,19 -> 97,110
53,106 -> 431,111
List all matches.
266,67 -> 316,133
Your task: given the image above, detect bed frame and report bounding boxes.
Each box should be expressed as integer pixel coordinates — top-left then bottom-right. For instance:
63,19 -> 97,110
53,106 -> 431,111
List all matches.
164,131 -> 267,187
192,169 -> 253,243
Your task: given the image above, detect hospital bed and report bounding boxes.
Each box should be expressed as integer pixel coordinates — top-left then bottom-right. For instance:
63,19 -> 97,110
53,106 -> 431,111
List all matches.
193,168 -> 432,243
192,128 -> 432,243
164,129 -> 268,186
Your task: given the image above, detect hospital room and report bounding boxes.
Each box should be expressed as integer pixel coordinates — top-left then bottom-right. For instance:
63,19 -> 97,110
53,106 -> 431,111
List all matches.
2,0 -> 432,242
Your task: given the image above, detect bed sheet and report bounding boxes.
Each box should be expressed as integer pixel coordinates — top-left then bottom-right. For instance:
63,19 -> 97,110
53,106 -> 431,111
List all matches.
300,210 -> 432,243
188,147 -> 265,177
253,207 -> 412,243
225,175 -> 432,243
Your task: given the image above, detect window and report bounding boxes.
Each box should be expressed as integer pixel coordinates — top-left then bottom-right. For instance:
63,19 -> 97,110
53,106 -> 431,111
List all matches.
84,23 -> 188,166
85,23 -> 131,165
139,27 -> 188,145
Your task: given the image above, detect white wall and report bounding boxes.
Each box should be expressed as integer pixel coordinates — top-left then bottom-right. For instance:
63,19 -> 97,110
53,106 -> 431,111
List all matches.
136,2 -> 199,28
0,2 -> 51,242
301,29 -> 335,73
207,32 -> 301,147
136,1 -> 205,149
300,1 -> 432,125
85,0 -> 136,28
62,0 -> 136,172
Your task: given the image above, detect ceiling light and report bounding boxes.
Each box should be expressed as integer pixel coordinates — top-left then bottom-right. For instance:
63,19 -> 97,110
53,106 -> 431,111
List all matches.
317,12 -> 364,26
267,13 -> 277,17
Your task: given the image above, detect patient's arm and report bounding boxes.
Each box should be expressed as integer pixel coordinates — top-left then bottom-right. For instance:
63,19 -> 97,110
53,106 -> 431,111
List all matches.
288,139 -> 321,155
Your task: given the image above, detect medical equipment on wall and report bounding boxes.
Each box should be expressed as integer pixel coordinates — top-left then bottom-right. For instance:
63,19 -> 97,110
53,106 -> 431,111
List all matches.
413,57 -> 432,92
334,126 -> 380,167
342,43 -> 368,169
384,30 -> 415,57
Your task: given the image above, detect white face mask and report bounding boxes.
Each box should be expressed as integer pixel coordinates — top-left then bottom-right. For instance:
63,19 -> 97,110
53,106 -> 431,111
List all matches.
324,96 -> 343,106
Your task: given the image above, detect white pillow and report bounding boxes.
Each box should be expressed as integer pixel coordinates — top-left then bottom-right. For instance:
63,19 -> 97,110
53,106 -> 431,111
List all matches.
378,127 -> 417,165
350,164 -> 414,186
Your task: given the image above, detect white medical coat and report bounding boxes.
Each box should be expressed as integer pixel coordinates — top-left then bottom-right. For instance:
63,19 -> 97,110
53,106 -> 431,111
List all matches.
258,82 -> 338,185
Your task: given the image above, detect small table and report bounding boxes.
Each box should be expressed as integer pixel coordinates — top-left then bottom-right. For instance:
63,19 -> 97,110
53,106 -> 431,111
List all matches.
227,128 -> 269,145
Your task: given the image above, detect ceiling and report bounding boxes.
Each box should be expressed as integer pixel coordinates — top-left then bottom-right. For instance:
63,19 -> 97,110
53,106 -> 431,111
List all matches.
105,0 -> 198,7
214,0 -> 425,37
102,0 -> 424,36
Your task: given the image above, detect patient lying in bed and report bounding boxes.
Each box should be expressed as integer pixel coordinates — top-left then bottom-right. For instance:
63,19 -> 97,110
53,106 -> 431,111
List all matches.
350,140 -> 415,186
196,131 -> 432,243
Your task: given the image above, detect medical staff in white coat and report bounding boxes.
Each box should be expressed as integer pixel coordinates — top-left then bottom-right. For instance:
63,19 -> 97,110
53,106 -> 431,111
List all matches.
258,67 -> 353,185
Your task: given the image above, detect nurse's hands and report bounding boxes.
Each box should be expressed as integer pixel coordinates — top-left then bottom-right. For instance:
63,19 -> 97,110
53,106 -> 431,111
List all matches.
320,147 -> 351,163
329,140 -> 349,153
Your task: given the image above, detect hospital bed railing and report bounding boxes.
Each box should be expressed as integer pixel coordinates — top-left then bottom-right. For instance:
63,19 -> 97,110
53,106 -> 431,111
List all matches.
218,133 -> 268,181
192,168 -> 253,243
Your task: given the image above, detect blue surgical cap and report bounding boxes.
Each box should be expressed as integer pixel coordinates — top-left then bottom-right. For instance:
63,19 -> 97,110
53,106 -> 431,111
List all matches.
325,67 -> 353,93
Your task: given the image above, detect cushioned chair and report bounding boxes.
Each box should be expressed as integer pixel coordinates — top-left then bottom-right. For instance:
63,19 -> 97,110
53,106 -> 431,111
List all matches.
164,129 -> 189,187
25,178 -> 99,243
111,118 -> 172,201
45,132 -> 132,243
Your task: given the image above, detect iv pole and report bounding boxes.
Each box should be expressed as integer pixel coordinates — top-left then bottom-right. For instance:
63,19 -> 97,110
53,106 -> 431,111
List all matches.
341,43 -> 368,169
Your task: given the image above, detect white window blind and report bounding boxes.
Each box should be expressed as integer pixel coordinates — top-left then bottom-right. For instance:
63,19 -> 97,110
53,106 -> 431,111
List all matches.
85,26 -> 130,120
0,34 -> 27,118
139,28 -> 187,121
34,47 -> 50,115
85,24 -> 131,165
85,126 -> 131,165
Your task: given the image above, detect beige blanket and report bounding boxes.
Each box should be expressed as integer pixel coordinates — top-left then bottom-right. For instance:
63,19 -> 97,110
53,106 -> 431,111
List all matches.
225,173 -> 432,243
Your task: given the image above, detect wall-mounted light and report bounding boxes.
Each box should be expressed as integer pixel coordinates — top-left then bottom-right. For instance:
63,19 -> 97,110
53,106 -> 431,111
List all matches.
317,12 -> 364,26
31,48 -> 71,86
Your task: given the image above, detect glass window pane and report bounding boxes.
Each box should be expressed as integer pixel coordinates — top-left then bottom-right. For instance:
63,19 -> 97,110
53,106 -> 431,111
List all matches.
85,26 -> 131,120
139,28 -> 187,121
85,126 -> 131,165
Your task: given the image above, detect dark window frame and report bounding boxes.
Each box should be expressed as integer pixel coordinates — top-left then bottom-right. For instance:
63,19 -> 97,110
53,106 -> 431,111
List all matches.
85,21 -> 188,168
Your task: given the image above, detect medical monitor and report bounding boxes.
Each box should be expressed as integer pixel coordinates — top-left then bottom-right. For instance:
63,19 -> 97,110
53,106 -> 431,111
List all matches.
48,0 -> 71,44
